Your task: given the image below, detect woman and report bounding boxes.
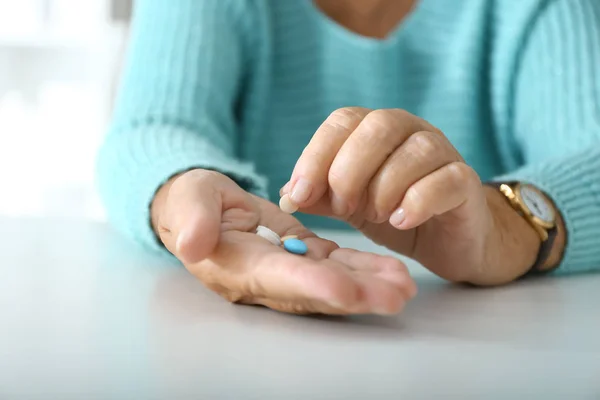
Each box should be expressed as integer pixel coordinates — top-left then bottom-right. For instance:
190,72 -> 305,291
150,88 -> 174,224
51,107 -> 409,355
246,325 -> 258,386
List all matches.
97,0 -> 600,315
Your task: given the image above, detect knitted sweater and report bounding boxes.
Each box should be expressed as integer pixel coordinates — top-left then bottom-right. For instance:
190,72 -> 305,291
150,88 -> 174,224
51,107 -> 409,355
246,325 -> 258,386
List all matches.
97,0 -> 600,275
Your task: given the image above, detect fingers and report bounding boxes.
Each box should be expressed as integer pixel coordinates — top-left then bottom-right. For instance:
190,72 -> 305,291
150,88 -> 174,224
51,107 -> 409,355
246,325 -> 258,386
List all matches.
159,170 -> 257,264
240,255 -> 409,316
328,248 -> 417,299
390,161 -> 485,230
282,108 -> 445,222
365,130 -> 463,223
191,231 -> 416,316
194,232 -> 363,308
327,109 -> 428,216
328,249 -> 417,315
284,107 -> 371,206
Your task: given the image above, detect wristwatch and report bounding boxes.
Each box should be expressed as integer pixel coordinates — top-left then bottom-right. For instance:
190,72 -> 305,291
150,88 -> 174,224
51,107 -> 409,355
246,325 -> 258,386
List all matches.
488,181 -> 558,274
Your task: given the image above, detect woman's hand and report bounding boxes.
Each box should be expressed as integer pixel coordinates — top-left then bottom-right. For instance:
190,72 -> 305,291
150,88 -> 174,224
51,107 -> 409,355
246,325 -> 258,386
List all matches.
281,107 -> 542,285
151,169 -> 417,315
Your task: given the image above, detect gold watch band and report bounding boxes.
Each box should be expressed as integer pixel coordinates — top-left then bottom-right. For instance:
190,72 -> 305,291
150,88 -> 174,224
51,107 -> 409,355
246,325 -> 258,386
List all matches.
487,181 -> 559,273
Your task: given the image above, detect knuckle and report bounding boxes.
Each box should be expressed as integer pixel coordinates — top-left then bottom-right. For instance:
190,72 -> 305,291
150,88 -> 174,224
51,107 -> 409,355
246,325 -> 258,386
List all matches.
174,169 -> 224,195
327,107 -> 368,130
447,162 -> 478,186
405,186 -> 422,203
328,172 -> 359,210
328,168 -> 349,194
358,109 -> 417,145
362,110 -> 397,138
404,186 -> 425,212
410,131 -> 440,159
169,173 -> 193,193
300,146 -> 328,165
388,108 -> 413,121
366,108 -> 391,121
186,168 -> 221,183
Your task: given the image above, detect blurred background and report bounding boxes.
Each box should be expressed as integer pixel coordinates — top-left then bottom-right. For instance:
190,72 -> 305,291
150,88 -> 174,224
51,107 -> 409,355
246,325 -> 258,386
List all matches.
0,0 -> 132,221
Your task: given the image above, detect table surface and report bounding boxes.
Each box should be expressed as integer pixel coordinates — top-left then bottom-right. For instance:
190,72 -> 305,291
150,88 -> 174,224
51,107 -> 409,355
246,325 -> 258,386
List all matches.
1,217 -> 599,400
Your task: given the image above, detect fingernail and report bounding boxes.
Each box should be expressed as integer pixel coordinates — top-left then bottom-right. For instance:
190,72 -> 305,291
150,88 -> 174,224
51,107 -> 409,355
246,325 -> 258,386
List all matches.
331,194 -> 348,216
290,178 -> 312,204
389,208 -> 406,228
279,194 -> 299,214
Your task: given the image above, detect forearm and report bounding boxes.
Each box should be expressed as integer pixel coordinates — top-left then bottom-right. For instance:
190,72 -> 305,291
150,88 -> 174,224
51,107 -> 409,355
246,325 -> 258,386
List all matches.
500,0 -> 600,275
97,0 -> 268,250
491,146 -> 600,275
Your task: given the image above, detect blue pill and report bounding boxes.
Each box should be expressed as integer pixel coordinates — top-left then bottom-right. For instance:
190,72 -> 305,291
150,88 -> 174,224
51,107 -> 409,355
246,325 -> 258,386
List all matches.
283,238 -> 308,255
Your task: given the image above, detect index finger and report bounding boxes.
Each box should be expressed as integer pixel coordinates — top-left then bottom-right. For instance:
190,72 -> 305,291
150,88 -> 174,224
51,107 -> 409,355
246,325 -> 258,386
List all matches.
284,107 -> 371,207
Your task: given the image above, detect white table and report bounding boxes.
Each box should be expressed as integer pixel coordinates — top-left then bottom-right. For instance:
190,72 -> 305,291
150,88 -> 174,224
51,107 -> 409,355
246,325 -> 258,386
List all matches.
1,217 -> 599,399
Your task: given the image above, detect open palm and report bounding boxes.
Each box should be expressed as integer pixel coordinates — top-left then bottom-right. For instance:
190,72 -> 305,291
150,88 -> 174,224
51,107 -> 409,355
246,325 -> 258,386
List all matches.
155,170 -> 417,315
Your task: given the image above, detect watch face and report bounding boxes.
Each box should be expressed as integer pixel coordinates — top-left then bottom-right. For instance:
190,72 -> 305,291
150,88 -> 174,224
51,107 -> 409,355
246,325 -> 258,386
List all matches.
519,184 -> 555,223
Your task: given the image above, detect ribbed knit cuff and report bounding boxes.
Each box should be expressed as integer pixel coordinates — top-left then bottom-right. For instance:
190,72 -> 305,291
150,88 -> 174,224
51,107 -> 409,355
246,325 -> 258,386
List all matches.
96,124 -> 268,252
494,151 -> 600,275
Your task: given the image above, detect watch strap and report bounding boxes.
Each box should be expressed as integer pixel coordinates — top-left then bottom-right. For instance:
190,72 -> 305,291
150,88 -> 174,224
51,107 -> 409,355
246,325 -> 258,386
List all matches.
531,222 -> 558,274
486,181 -> 558,275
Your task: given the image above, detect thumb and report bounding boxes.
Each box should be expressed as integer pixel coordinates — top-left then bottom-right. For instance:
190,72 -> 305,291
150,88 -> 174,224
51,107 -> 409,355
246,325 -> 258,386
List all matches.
159,170 -> 252,264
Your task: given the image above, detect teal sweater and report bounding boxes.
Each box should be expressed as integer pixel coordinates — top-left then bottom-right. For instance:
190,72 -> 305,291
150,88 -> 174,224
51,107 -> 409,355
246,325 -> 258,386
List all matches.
97,0 -> 600,275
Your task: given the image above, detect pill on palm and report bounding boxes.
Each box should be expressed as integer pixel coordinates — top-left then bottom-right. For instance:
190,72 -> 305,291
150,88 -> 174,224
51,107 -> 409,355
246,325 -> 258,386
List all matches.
255,225 -> 281,246
283,238 -> 308,255
279,194 -> 298,214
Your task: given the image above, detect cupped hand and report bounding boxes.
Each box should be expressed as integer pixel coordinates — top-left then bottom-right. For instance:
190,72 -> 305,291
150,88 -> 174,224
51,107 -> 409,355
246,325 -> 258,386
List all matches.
151,169 -> 417,315
281,108 -> 541,285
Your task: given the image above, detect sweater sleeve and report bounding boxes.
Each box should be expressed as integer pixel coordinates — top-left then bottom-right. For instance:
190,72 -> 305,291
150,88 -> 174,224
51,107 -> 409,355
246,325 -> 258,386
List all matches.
496,0 -> 600,275
96,0 -> 267,250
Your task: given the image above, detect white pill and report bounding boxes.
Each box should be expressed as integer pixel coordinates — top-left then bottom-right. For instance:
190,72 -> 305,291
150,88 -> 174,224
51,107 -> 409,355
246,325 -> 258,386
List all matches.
255,225 -> 282,246
279,194 -> 299,214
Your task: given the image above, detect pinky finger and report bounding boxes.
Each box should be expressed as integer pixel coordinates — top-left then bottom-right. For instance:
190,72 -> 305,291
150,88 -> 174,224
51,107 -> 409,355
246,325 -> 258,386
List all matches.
390,162 -> 485,230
